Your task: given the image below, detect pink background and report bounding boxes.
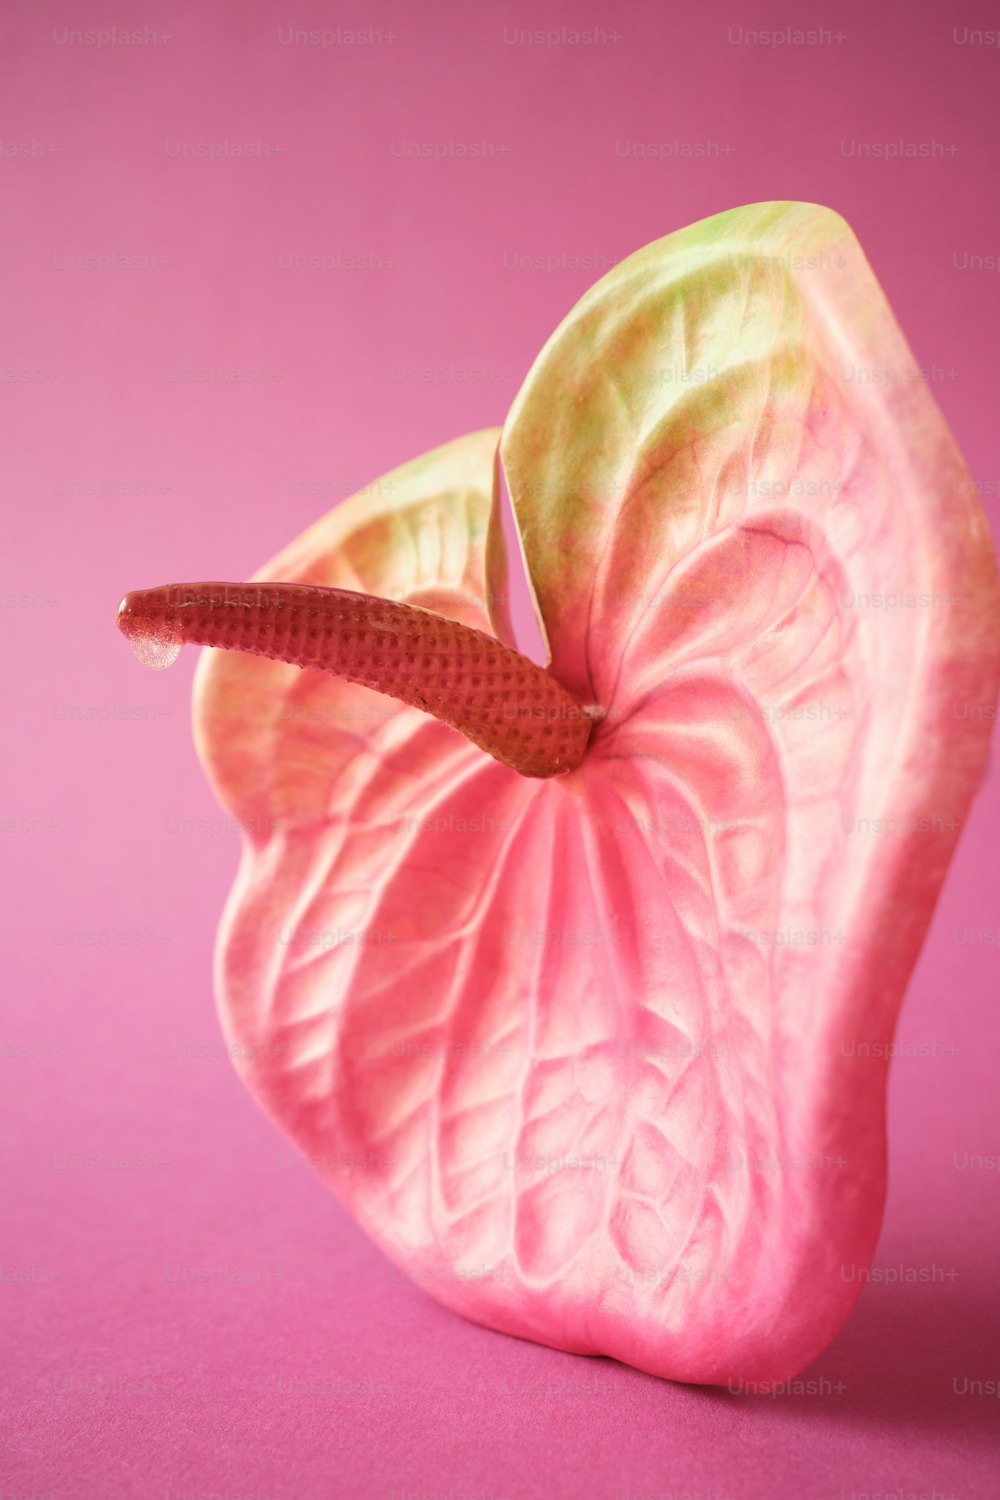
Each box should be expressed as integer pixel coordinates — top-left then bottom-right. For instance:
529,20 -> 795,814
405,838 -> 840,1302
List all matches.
3,0 -> 999,1495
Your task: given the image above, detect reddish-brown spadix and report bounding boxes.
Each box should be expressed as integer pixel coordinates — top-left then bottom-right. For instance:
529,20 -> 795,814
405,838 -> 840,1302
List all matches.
118,203 -> 1000,1386
117,582 -> 594,779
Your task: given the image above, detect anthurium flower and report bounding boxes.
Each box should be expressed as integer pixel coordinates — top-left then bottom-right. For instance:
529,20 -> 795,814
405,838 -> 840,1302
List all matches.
119,203 -> 1000,1385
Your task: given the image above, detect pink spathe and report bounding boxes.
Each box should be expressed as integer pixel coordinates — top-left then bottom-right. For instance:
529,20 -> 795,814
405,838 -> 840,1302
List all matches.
190,204 -> 999,1388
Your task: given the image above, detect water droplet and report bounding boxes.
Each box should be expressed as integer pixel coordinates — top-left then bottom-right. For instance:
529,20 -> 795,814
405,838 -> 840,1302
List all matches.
117,594 -> 182,671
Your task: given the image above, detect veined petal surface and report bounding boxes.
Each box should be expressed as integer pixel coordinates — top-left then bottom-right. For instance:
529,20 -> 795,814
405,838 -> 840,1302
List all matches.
194,207 -> 1000,1384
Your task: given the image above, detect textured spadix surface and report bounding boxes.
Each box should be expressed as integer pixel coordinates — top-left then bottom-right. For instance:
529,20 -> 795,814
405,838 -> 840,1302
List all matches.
193,203 -> 999,1384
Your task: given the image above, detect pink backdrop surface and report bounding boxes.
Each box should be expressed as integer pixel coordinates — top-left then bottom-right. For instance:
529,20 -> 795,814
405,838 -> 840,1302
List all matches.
2,0 -> 999,1495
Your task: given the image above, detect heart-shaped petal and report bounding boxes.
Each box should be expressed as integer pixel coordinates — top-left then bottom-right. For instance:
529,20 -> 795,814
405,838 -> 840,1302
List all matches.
192,207 -> 1000,1385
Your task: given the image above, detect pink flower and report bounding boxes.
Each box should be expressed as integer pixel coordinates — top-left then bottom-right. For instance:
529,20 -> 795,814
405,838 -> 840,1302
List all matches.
119,203 -> 1000,1384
